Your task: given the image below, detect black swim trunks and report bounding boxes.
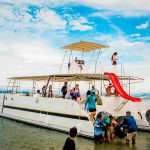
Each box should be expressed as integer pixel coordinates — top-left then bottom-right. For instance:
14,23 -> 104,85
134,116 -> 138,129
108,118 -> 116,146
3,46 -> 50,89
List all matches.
89,108 -> 96,112
112,61 -> 117,65
94,134 -> 104,143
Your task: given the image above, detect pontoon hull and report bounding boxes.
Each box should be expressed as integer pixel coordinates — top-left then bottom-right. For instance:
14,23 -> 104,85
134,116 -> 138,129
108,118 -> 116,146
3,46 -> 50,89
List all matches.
0,94 -> 150,137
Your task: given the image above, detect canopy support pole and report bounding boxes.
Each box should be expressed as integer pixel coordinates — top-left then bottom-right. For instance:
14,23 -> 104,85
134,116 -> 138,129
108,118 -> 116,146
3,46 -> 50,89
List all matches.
95,49 -> 101,73
80,52 -> 84,73
88,51 -> 95,71
32,80 -> 36,94
68,50 -> 72,74
59,50 -> 67,74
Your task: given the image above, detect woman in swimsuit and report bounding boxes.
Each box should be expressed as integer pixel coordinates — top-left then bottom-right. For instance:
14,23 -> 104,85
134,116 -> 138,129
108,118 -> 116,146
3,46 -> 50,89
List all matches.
111,52 -> 118,65
107,115 -> 118,142
48,85 -> 53,98
42,85 -> 47,97
70,84 -> 81,101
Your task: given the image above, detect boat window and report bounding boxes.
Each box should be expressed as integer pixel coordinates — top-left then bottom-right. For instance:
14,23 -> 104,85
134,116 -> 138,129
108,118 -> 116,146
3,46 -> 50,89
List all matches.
76,60 -> 84,64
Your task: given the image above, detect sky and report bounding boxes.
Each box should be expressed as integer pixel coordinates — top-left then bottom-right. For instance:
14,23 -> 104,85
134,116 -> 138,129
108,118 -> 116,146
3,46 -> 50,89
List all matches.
0,0 -> 150,93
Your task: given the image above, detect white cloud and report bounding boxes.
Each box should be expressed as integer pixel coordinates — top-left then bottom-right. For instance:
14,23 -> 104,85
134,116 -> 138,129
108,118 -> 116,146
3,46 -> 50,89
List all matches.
136,21 -> 149,29
129,34 -> 141,37
128,34 -> 150,42
0,36 -> 64,87
58,0 -> 150,18
1,0 -> 150,18
37,8 -> 67,30
69,16 -> 93,31
0,40 -> 62,63
70,20 -> 93,31
0,3 -> 67,32
79,0 -> 150,17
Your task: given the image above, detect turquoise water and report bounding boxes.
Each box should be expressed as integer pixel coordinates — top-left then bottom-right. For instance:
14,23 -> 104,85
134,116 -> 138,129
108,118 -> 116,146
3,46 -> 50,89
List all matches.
0,118 -> 150,150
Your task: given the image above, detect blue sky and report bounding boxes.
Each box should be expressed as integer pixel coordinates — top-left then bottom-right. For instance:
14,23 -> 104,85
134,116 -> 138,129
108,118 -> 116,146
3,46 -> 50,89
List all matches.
0,0 -> 150,92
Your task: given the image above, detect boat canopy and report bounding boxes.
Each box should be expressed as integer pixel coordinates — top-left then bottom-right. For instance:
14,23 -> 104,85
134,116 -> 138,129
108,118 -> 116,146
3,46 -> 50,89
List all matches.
62,41 -> 109,52
7,74 -> 143,82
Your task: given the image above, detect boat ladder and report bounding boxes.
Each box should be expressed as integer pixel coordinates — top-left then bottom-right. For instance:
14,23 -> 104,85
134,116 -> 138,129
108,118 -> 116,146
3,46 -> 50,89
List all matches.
115,99 -> 128,111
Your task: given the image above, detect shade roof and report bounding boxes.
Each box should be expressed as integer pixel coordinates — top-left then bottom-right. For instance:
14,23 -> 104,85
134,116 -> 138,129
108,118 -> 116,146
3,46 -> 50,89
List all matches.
8,74 -> 143,82
62,41 -> 109,52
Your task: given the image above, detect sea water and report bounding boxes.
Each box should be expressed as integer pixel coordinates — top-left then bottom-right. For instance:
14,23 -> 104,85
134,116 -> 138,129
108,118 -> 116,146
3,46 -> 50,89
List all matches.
0,118 -> 149,150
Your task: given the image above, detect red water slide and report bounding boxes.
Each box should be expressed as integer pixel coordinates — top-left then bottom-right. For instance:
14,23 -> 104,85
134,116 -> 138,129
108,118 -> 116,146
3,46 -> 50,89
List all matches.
104,72 -> 141,102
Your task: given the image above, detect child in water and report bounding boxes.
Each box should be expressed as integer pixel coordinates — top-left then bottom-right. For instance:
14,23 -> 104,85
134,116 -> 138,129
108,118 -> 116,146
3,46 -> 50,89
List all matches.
94,114 -> 106,143
63,127 -> 77,150
107,115 -> 118,142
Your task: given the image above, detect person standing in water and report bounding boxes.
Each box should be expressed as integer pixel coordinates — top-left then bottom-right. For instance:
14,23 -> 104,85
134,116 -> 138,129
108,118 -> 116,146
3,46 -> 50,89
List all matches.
94,114 -> 106,143
63,127 -> 77,150
111,52 -> 118,65
120,111 -> 138,145
107,115 -> 118,142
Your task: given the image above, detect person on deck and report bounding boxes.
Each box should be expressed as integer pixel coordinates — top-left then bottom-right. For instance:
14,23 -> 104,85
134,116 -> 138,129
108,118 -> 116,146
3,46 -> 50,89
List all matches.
120,111 -> 138,144
63,127 -> 77,150
34,90 -> 41,97
48,85 -> 53,98
70,84 -> 81,101
106,83 -> 113,96
111,52 -> 118,65
91,86 -> 99,98
42,85 -> 47,97
61,82 -> 68,98
85,91 -> 96,122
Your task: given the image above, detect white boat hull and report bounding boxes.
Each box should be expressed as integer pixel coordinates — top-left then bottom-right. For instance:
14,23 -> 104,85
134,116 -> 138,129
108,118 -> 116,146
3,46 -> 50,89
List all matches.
0,94 -> 150,137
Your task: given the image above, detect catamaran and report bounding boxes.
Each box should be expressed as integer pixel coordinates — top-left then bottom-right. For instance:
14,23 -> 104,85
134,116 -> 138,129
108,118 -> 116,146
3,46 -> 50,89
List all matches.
0,41 -> 150,138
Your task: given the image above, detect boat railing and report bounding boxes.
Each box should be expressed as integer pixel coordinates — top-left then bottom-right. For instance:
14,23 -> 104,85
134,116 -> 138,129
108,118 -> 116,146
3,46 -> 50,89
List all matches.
100,62 -> 129,93
100,62 -> 125,77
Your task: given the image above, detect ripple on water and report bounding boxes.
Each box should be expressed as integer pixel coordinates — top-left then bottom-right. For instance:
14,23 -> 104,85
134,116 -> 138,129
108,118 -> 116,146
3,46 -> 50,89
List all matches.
0,118 -> 150,150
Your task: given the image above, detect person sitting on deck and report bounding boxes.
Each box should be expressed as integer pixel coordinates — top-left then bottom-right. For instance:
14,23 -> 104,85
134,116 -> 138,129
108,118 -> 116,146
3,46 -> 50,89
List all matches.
42,85 -> 47,97
63,127 -> 77,150
48,85 -> 53,98
33,90 -> 41,97
61,82 -> 68,98
85,91 -> 96,122
106,83 -> 113,96
70,84 -> 81,101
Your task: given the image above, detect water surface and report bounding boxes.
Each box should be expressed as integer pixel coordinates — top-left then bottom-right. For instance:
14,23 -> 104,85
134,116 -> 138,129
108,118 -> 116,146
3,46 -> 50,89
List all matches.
0,118 -> 150,150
